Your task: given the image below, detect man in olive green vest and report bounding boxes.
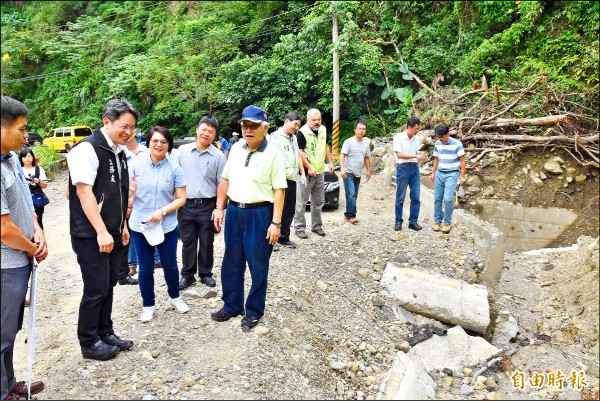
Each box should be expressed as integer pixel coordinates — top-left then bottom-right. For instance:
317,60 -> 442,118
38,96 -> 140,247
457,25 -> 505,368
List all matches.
293,108 -> 334,238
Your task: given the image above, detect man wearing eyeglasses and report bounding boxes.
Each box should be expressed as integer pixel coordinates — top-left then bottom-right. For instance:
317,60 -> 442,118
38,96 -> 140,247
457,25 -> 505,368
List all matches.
430,123 -> 466,234
176,116 -> 227,290
67,97 -> 139,361
211,105 -> 286,332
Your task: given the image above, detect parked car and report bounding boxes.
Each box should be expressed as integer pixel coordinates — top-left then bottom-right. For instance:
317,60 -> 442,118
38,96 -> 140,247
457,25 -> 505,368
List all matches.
25,132 -> 43,146
173,137 -> 195,149
43,126 -> 93,152
307,167 -> 340,210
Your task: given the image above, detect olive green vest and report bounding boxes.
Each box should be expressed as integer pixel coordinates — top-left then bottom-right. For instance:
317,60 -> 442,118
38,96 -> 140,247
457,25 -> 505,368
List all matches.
299,124 -> 327,174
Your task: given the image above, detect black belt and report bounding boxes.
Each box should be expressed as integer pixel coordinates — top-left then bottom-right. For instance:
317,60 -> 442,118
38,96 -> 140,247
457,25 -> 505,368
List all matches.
187,197 -> 215,204
229,200 -> 272,209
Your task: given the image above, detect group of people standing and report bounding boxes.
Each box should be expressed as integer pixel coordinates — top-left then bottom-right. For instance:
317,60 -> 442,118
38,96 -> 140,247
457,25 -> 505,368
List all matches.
1,94 -> 466,399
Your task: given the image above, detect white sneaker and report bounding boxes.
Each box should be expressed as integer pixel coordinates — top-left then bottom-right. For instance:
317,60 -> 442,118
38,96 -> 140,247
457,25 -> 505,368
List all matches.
140,306 -> 155,322
169,296 -> 189,314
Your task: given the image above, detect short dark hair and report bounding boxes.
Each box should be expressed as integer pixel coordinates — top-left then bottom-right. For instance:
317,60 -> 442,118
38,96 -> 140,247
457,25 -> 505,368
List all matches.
407,117 -> 420,128
197,115 -> 219,132
19,148 -> 37,167
1,96 -> 29,128
102,97 -> 140,123
434,123 -> 450,136
146,126 -> 174,153
354,119 -> 367,129
284,112 -> 302,123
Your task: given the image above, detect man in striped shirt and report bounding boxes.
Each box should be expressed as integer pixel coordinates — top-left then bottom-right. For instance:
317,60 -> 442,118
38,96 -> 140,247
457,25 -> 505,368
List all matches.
430,123 -> 466,234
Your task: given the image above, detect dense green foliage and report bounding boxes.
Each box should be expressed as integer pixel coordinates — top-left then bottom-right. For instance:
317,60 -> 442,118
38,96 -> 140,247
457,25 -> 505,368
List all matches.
2,1 -> 598,143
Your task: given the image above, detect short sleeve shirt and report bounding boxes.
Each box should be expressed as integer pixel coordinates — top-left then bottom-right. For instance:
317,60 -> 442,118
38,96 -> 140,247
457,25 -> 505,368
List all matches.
393,131 -> 420,164
341,137 -> 371,176
129,157 -> 187,233
223,139 -> 287,203
433,137 -> 465,171
1,155 -> 35,269
176,143 -> 226,198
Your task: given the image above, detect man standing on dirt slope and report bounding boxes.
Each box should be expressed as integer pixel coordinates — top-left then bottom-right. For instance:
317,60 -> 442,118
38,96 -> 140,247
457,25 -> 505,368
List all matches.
67,97 -> 139,361
1,96 -> 48,399
211,105 -> 286,332
430,122 -> 466,234
294,108 -> 334,239
340,119 -> 372,225
393,117 -> 426,231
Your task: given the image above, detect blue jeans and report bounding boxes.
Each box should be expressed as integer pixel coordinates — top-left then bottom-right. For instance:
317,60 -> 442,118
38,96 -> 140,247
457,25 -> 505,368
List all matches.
343,173 -> 361,219
131,228 -> 180,307
1,264 -> 31,400
434,170 -> 460,225
221,203 -> 273,318
128,240 -> 160,266
395,163 -> 421,224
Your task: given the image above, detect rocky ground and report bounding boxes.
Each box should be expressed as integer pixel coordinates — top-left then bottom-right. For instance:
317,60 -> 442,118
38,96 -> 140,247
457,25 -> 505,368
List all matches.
13,157 -> 599,400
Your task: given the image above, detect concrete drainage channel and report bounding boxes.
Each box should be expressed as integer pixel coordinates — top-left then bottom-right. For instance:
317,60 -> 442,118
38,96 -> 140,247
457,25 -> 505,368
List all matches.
377,178 -> 509,400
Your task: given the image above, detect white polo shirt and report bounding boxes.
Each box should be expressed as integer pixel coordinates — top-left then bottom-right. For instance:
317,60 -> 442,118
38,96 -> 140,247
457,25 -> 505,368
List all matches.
393,130 -> 420,164
223,138 -> 287,204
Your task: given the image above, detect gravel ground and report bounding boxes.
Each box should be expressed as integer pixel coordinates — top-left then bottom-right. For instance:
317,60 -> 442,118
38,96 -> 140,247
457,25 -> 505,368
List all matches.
13,166 -> 598,400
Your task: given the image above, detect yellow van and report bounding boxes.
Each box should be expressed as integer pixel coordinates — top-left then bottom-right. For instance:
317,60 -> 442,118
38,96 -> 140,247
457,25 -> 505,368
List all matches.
43,126 -> 93,152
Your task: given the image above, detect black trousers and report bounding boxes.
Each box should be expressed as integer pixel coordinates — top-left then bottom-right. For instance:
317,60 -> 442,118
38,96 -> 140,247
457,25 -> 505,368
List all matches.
279,179 -> 297,243
178,198 -> 216,278
71,235 -> 125,348
118,219 -> 132,281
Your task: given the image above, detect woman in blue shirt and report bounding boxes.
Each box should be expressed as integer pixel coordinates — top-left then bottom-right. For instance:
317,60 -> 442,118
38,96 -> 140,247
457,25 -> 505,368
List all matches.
129,126 -> 188,322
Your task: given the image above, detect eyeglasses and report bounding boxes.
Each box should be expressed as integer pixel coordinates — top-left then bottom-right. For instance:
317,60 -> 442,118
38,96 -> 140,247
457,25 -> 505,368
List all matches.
115,123 -> 136,133
150,139 -> 168,145
241,122 -> 261,131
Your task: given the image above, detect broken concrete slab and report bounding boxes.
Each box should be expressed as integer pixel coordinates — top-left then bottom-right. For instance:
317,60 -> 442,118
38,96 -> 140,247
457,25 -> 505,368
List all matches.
381,263 -> 490,333
378,351 -> 436,400
408,326 -> 502,373
491,310 -> 518,349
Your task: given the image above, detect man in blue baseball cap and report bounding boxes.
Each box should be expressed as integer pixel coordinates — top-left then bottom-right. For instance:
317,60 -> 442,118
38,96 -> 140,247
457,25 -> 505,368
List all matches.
211,105 -> 287,332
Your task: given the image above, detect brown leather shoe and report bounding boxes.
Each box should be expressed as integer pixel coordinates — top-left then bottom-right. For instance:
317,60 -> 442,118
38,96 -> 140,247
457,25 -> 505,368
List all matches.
11,380 -> 45,397
4,393 -> 26,400
432,222 -> 442,232
311,227 -> 326,236
441,224 -> 451,234
295,231 -> 308,239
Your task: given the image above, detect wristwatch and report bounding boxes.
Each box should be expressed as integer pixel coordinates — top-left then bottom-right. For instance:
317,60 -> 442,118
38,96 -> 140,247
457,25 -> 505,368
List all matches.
161,208 -> 167,216
271,221 -> 282,228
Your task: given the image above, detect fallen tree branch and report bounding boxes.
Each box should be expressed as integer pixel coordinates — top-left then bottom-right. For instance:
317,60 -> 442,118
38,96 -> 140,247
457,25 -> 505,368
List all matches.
479,115 -> 569,130
463,133 -> 599,145
481,75 -> 544,123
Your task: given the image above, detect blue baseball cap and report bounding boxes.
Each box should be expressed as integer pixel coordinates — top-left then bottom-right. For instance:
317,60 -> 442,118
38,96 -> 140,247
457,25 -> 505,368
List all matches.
241,105 -> 268,123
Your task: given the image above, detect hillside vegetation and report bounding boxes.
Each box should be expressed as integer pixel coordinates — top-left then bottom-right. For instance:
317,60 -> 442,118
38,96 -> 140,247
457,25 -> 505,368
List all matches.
1,1 -> 598,141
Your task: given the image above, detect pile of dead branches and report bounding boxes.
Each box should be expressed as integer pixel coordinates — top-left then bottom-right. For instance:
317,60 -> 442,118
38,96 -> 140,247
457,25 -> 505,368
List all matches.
413,74 -> 599,168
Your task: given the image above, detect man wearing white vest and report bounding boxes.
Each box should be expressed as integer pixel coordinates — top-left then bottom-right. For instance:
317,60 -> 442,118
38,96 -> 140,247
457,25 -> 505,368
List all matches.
293,108 -> 334,238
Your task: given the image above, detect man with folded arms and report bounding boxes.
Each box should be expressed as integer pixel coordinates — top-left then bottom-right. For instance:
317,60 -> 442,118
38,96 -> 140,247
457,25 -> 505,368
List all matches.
1,96 -> 48,399
211,105 -> 286,332
176,116 -> 227,290
67,97 -> 138,360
